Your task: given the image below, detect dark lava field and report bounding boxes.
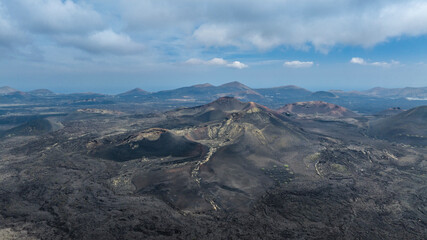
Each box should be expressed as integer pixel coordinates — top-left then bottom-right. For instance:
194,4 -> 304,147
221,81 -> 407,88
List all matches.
0,94 -> 426,239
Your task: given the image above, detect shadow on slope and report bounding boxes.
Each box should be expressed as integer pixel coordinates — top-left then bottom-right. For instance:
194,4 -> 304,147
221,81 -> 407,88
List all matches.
87,128 -> 208,162
0,118 -> 63,137
369,105 -> 427,146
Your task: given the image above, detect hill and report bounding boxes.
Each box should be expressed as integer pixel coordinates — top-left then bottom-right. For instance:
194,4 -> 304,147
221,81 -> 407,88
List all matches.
1,97 -> 427,239
374,107 -> 405,117
364,87 -> 427,99
88,128 -> 207,162
0,118 -> 63,137
3,83 -> 427,115
85,97 -> 309,211
0,86 -> 18,95
116,88 -> 149,98
28,89 -> 55,96
310,91 -> 338,99
277,101 -> 358,118
369,105 -> 427,146
151,81 -> 264,102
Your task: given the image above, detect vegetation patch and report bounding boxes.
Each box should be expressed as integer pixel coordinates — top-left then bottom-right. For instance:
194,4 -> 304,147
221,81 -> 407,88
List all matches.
261,165 -> 294,185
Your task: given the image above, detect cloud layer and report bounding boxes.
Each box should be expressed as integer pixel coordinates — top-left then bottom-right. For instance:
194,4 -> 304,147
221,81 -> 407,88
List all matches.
118,0 -> 427,52
284,61 -> 314,68
0,3 -> 25,47
186,58 -> 248,69
2,0 -> 427,55
0,0 -> 426,71
59,30 -> 144,55
350,57 -> 399,67
6,0 -> 103,34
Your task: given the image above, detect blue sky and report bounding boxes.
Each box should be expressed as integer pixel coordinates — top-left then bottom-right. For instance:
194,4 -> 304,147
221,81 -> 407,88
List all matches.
0,0 -> 427,93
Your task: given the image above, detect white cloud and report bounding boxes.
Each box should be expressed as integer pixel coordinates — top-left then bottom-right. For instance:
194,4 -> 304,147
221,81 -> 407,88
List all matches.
350,57 -> 366,65
0,0 -> 425,66
192,25 -> 237,47
185,58 -> 205,65
370,62 -> 390,67
283,61 -> 314,68
60,29 -> 144,55
118,0 -> 427,52
0,3 -> 26,47
227,61 -> 248,69
5,0 -> 103,34
186,58 -> 248,69
208,57 -> 228,65
350,57 -> 399,67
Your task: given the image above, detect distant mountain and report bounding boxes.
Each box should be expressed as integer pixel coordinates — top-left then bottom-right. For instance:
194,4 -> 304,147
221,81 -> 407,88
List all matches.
214,81 -> 263,100
151,81 -> 263,102
0,86 -> 18,95
364,87 -> 427,99
277,101 -> 358,118
149,83 -> 218,102
0,87 -> 35,104
117,88 -> 149,98
310,91 -> 338,99
28,89 -> 55,96
374,107 -> 406,117
192,83 -> 214,87
216,81 -> 252,92
369,105 -> 427,146
255,85 -> 312,99
3,83 -> 427,115
0,90 -> 31,103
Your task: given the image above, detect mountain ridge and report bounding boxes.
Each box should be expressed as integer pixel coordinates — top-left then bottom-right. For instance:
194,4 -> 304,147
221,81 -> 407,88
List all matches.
277,101 -> 358,118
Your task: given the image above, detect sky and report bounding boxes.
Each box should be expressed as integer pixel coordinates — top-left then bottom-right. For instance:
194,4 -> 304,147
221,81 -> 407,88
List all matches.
0,0 -> 427,93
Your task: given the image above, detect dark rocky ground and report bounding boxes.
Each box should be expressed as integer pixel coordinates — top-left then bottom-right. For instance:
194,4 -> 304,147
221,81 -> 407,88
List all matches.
0,98 -> 426,239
